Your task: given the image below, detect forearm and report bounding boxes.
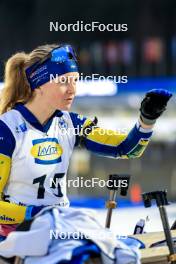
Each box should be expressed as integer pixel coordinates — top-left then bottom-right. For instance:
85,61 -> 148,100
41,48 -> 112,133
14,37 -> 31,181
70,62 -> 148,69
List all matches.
0,200 -> 26,224
0,154 -> 43,224
115,121 -> 153,158
82,120 -> 153,159
0,200 -> 44,224
0,154 -> 11,198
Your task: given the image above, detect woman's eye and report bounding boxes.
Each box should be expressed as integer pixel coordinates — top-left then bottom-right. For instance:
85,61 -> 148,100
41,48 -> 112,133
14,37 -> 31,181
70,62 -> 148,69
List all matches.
73,78 -> 78,83
59,77 -> 68,84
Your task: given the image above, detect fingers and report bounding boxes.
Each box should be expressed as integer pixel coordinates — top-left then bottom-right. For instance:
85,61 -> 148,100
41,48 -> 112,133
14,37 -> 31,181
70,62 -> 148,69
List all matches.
147,89 -> 172,99
140,89 -> 173,125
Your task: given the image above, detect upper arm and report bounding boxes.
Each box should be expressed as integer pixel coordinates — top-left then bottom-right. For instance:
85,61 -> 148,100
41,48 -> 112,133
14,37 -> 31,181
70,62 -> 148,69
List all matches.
0,120 -> 16,196
69,112 -> 127,157
0,121 -> 29,224
69,112 -> 94,147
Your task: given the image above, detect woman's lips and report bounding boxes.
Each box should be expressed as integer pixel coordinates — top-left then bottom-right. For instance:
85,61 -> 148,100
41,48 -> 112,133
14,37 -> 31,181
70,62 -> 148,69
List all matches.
65,98 -> 73,102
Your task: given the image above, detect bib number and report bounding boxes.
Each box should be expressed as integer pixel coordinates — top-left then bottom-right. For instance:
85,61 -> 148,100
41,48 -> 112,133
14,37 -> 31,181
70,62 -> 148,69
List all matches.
33,173 -> 65,199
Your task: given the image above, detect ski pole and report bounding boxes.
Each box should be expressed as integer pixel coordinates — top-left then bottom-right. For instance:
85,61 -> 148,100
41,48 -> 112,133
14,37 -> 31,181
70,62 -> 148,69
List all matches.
142,190 -> 176,264
105,174 -> 130,228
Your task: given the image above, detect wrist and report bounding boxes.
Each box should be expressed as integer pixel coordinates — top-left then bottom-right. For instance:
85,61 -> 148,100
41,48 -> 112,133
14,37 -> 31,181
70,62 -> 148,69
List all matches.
139,116 -> 155,128
25,205 -> 44,220
25,205 -> 34,220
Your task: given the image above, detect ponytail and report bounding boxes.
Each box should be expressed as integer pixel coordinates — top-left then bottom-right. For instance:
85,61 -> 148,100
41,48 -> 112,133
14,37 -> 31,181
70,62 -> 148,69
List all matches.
0,52 -> 32,114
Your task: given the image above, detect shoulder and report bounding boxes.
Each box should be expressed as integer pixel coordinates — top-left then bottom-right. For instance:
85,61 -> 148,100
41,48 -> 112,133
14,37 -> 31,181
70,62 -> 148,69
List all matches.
69,112 -> 88,128
0,115 -> 16,157
0,110 -> 15,134
58,111 -> 88,129
0,109 -> 24,125
59,112 -> 88,147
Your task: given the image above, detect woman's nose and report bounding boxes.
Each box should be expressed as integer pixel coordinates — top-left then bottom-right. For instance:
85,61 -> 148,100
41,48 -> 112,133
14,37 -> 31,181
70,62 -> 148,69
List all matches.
67,83 -> 76,94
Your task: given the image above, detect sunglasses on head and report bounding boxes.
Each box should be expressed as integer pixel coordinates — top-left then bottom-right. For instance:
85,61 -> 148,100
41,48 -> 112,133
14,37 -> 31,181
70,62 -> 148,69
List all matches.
28,44 -> 77,76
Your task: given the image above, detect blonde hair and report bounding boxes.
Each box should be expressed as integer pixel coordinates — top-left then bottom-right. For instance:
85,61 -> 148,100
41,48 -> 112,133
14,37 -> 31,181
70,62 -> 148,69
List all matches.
0,44 -> 58,114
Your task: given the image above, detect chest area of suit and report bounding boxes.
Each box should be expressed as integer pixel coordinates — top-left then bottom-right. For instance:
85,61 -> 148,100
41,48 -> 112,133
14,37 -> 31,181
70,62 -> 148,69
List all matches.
12,116 -> 75,169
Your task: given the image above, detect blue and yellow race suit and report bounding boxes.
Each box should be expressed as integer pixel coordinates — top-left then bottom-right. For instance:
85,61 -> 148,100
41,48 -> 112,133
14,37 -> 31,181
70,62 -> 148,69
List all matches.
0,103 -> 153,224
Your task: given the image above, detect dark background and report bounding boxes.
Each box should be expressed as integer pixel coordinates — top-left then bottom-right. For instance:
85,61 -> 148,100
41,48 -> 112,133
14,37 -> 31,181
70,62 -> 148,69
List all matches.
0,0 -> 176,79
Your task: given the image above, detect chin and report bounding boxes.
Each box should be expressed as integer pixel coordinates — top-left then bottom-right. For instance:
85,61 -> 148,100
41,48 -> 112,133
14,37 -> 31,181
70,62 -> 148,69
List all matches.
59,104 -> 72,111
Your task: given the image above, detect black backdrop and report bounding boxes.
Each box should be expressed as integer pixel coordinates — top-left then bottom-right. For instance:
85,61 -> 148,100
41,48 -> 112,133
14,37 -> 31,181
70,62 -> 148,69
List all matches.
0,0 -> 176,79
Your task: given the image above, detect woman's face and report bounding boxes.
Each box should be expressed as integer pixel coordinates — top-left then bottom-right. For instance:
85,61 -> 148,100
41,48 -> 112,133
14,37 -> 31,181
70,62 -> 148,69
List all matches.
41,72 -> 79,111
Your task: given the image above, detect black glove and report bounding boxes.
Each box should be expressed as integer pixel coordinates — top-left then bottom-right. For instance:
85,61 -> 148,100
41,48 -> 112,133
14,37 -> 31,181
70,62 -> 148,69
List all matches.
140,89 -> 172,125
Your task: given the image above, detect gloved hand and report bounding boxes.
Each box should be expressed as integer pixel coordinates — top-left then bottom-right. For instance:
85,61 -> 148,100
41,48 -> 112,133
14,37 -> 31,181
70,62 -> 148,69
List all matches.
140,89 -> 172,125
25,205 -> 44,220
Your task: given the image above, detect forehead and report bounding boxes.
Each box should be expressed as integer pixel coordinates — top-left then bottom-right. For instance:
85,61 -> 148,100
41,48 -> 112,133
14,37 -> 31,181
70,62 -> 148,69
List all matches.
62,72 -> 79,78
50,71 -> 79,84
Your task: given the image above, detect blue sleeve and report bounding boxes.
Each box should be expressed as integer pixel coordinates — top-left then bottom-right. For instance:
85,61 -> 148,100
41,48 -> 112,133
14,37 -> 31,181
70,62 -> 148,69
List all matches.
115,123 -> 153,158
69,113 -> 87,147
0,120 -> 16,157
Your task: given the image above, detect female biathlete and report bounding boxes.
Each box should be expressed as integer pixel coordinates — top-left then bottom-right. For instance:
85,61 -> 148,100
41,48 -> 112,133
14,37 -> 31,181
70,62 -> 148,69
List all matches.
0,44 -> 172,240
